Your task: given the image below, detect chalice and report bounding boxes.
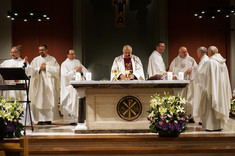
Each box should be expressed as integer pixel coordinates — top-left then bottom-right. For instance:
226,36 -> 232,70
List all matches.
112,70 -> 119,81
125,70 -> 131,80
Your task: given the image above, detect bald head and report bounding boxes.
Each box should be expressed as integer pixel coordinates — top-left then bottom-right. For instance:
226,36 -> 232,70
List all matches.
197,46 -> 207,59
208,46 -> 218,57
179,46 -> 188,58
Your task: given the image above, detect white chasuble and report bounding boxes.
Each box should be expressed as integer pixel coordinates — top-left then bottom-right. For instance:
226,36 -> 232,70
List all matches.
169,54 -> 197,80
147,50 -> 166,77
61,58 -> 87,123
169,55 -> 198,116
193,55 -> 209,117
29,55 -> 60,122
110,54 -> 145,80
195,54 -> 232,130
0,58 -> 31,124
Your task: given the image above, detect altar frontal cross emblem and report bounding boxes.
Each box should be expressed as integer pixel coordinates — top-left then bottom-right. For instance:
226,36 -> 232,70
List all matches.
117,96 -> 142,121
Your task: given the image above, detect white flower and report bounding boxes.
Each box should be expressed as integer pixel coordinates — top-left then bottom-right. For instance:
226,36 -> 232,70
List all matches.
148,111 -> 155,118
180,98 -> 186,104
176,106 -> 185,113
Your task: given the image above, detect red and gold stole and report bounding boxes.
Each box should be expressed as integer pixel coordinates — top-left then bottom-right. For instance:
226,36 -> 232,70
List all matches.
124,58 -> 133,73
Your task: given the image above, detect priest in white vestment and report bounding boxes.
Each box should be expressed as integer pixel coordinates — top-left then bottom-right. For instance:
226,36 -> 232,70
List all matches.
169,47 -> 197,80
61,49 -> 87,124
111,45 -> 145,81
148,42 -> 166,77
0,47 -> 28,100
193,47 -> 209,118
169,47 -> 198,118
29,44 -> 60,125
0,46 -> 32,125
197,47 -> 209,68
195,46 -> 231,131
147,42 -> 166,77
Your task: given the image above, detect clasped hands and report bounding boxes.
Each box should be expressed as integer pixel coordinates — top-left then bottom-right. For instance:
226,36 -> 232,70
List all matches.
40,63 -> 46,71
75,66 -> 82,72
119,74 -> 134,80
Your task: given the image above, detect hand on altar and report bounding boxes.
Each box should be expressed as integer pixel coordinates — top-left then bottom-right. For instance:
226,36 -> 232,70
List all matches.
14,80 -> 20,82
129,74 -> 135,80
120,74 -> 126,80
75,66 -> 82,72
186,68 -> 192,74
40,63 -> 46,71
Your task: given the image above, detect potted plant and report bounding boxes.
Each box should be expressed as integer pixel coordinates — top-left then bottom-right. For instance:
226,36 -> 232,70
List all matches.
148,92 -> 189,137
0,97 -> 24,138
230,99 -> 235,118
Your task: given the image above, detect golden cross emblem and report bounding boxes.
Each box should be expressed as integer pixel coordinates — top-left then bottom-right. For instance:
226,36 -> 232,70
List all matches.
117,96 -> 142,121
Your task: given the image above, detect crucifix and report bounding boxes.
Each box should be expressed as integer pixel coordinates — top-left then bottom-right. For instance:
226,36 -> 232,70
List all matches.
112,0 -> 128,27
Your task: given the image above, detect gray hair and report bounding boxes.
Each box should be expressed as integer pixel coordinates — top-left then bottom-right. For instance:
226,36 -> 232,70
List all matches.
208,46 -> 218,54
197,46 -> 207,54
123,45 -> 132,51
12,46 -> 21,53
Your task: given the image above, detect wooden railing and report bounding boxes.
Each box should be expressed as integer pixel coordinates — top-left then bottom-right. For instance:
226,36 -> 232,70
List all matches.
0,136 -> 28,156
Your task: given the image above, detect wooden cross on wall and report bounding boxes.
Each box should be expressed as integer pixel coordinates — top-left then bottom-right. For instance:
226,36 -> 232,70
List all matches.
112,0 -> 128,27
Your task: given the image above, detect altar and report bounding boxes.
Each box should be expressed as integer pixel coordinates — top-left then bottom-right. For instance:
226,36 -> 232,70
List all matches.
70,80 -> 189,131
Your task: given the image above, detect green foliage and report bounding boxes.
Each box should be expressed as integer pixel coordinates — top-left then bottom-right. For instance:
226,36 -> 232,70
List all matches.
0,97 -> 24,138
148,92 -> 189,135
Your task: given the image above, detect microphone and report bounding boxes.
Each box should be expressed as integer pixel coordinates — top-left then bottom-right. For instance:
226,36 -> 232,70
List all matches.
23,62 -> 27,68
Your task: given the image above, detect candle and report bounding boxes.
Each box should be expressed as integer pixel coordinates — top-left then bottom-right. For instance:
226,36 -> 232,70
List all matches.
75,72 -> 81,81
167,72 -> 173,80
86,72 -> 92,81
178,72 -> 184,80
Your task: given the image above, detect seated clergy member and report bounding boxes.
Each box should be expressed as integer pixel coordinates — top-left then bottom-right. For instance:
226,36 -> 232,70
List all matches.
196,46 -> 232,131
147,41 -> 166,77
61,49 -> 87,124
0,46 -> 31,125
111,45 -> 145,80
29,44 -> 60,125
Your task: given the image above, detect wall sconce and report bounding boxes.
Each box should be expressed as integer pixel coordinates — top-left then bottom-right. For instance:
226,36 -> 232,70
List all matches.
194,6 -> 235,19
7,10 -> 50,22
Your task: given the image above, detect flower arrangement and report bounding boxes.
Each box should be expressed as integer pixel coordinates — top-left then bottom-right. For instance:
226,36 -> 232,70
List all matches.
0,97 -> 24,138
148,92 -> 189,136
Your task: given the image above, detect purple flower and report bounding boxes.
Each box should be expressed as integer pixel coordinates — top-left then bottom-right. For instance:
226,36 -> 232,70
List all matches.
162,124 -> 168,130
175,124 -> 181,131
7,123 -> 15,132
181,121 -> 186,125
156,123 -> 162,129
169,124 -> 175,131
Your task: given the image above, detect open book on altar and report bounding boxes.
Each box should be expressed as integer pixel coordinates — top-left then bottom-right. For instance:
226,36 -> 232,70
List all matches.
147,73 -> 167,80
